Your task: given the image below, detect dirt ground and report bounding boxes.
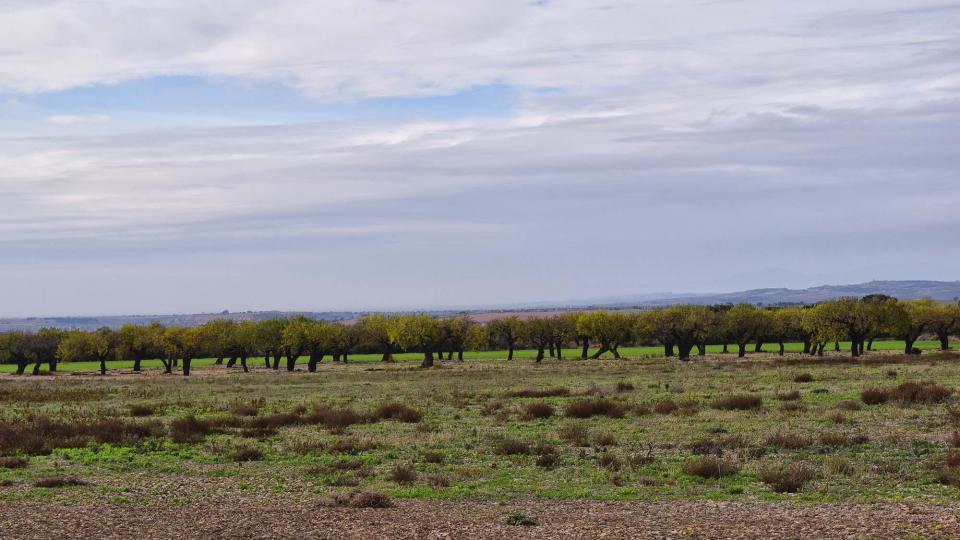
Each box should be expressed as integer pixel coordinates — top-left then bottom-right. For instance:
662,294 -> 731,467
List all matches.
2,499 -> 958,539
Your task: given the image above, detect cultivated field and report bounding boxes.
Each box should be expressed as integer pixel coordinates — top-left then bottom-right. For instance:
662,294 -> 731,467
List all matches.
2,348 -> 960,538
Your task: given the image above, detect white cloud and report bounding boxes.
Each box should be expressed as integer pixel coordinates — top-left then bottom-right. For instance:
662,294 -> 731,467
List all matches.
46,114 -> 111,125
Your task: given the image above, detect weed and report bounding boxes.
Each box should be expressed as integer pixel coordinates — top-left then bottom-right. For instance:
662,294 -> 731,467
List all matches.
711,394 -> 762,411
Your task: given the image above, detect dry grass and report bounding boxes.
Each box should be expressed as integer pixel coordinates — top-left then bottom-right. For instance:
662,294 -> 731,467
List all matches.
505,387 -> 570,398
494,438 -> 531,455
564,398 -> 627,419
129,403 -> 159,417
33,476 -> 87,488
765,431 -> 811,450
891,381 -> 952,404
776,390 -> 801,401
557,423 -> 590,446
0,456 -> 27,469
682,455 -> 739,478
371,402 -> 423,423
389,464 -> 418,484
793,373 -> 814,383
653,399 -> 678,415
860,388 -> 890,405
520,402 -> 554,420
758,462 -> 814,493
710,394 -> 762,411
327,489 -> 393,508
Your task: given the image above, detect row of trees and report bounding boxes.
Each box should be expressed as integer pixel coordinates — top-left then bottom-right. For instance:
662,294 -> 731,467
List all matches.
1,297 -> 958,375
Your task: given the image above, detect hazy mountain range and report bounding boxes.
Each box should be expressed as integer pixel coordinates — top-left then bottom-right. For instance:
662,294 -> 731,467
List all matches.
1,280 -> 957,332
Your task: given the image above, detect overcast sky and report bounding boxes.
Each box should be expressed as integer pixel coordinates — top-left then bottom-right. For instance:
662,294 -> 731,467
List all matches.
0,1 -> 958,316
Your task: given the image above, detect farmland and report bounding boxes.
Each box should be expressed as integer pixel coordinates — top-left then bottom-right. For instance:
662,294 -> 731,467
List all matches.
2,348 -> 960,537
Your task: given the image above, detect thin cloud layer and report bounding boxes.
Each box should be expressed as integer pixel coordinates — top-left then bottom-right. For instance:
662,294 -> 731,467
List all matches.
0,0 -> 957,315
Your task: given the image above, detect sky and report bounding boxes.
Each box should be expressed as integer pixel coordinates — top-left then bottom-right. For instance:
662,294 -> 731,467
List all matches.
0,0 -> 958,317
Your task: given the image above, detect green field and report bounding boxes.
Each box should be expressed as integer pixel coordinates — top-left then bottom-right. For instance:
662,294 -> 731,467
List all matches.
0,339 -> 945,374
2,348 -> 960,508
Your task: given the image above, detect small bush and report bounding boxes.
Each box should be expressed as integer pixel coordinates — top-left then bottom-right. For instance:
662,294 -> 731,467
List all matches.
327,437 -> 376,455
33,476 -> 86,488
480,400 -> 505,416
837,400 -> 862,411
229,401 -> 260,417
594,432 -> 617,447
949,432 -> 960,449
244,412 -> 301,431
371,403 -> 422,423
860,388 -> 889,405
520,402 -> 554,421
776,390 -> 801,401
824,455 -> 855,476
328,489 -> 393,508
653,399 -> 678,415
422,451 -> 445,464
682,455 -> 739,478
616,382 -> 635,393
765,431 -> 811,449
711,394 -> 762,411
564,398 -> 627,419
891,381 -> 952,404
536,453 -> 559,469
389,464 -> 418,484
936,466 -> 960,487
129,404 -> 158,417
306,406 -> 363,431
506,387 -> 569,398
597,452 -> 622,471
780,402 -> 806,413
558,423 -> 590,446
229,445 -> 263,462
793,373 -> 814,383
677,399 -> 700,416
170,415 -> 213,443
633,404 -> 652,416
427,473 -> 451,488
758,462 -> 814,493
826,411 -> 846,424
886,369 -> 898,379
494,438 -> 530,455
0,456 -> 28,469
505,512 -> 538,526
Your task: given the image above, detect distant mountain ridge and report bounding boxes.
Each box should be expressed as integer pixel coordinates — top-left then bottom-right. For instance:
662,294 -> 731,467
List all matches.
0,280 -> 957,332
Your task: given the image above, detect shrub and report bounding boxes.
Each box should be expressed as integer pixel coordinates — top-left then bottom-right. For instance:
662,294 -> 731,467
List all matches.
506,512 -> 538,526
480,400 -> 505,416
170,415 -> 213,443
776,390 -> 801,401
837,400 -> 862,411
653,399 -> 678,415
422,451 -> 445,464
677,399 -> 700,416
129,404 -> 158,417
229,445 -> 263,462
860,388 -> 889,405
616,382 -> 635,393
793,373 -> 814,383
634,404 -> 652,416
371,403 -> 422,423
765,431 -> 811,449
229,401 -> 260,417
0,456 -> 27,469
711,394 -> 762,411
936,466 -> 960,487
327,437 -> 376,455
758,462 -> 814,493
780,402 -> 805,413
306,406 -> 363,431
597,452 -> 622,471
536,453 -> 559,469
947,406 -> 960,425
682,455 -> 739,478
826,411 -> 846,424
594,432 -> 617,447
389,464 -> 418,484
33,476 -> 87,488
891,381 -> 952,404
558,423 -> 590,446
949,432 -> 960,449
564,398 -> 627,419
520,402 -> 554,421
327,489 -> 393,508
506,387 -> 569,398
818,432 -> 853,447
494,438 -> 530,455
824,455 -> 855,476
427,473 -> 451,488
244,412 -> 301,431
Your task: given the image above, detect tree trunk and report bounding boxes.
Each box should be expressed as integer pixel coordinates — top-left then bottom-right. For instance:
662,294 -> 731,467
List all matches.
722,343 -> 729,354
307,353 -> 320,372
33,359 -> 44,375
457,349 -> 464,361
160,357 -> 171,373
133,357 -> 142,372
99,359 -> 107,376
240,356 -> 249,373
802,340 -> 811,355
333,353 -> 341,362
677,343 -> 693,361
381,347 -> 394,362
48,359 -> 57,372
272,353 -> 281,370
754,341 -> 764,353
817,344 -> 825,356
612,346 -> 621,359
15,359 -> 27,376
421,351 -> 434,368
536,347 -> 544,362
696,343 -> 706,356
867,339 -> 874,351
940,334 -> 951,351
264,355 -> 272,369
664,343 -> 674,357
851,340 -> 859,357
779,341 -> 785,356
556,346 -> 562,360
447,351 -> 453,361
182,358 -> 192,376
548,344 -> 555,358
580,340 -> 589,359
507,345 -> 514,361
834,341 -> 840,352
590,345 -> 610,359
215,357 -> 224,365
286,354 -> 297,371
905,338 -> 916,354
342,352 -> 349,363
858,340 -> 865,355
737,343 -> 747,358
226,357 -> 236,368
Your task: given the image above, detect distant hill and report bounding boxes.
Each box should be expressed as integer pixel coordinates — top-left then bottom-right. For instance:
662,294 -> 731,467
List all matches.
1,280 -> 957,332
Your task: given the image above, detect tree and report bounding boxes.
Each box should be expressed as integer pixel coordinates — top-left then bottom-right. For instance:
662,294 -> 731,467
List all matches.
330,323 -> 360,363
928,302 -> 960,351
0,332 -> 30,375
861,294 -> 899,352
222,321 -> 259,372
816,298 -> 872,357
357,314 -> 409,362
551,314 -> 576,360
283,317 -> 329,372
58,328 -> 116,375
117,323 -> 164,372
204,319 -> 236,365
772,308 -> 804,356
722,304 -> 762,358
441,317 -> 480,361
576,311 -> 632,359
487,317 -> 525,361
255,318 -> 288,370
752,309 -> 776,353
526,317 -> 555,362
656,305 -> 714,361
889,299 -> 937,355
404,314 -> 444,367
636,309 -> 674,357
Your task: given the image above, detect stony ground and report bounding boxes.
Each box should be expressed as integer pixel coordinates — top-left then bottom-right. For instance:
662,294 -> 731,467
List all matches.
1,499 -> 959,539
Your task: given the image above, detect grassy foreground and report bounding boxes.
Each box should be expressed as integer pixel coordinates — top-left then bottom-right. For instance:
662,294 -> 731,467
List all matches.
2,349 -> 960,506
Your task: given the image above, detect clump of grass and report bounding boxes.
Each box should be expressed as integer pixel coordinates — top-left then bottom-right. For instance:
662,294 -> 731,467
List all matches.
677,399 -> 700,416
793,373 -> 814,383
421,451 -> 445,464
506,387 -> 569,398
33,476 -> 87,488
780,402 -> 806,413
776,390 -> 801,401
480,400 -> 505,416
824,455 -> 855,476
389,464 -> 418,484
557,423 -> 590,446
371,403 -> 422,423
229,401 -> 260,417
837,400 -> 862,411
520,402 -> 554,420
653,399 -> 678,415
129,403 -> 159,417
633,404 -> 652,416
616,382 -> 635,393
327,489 -> 393,508
305,406 -> 363,431
536,453 -> 559,469
594,432 -> 617,447
427,473 -> 451,488
765,431 -> 811,450
597,452 -> 622,471
494,438 -> 530,455
170,415 -> 213,444
682,455 -> 739,479
826,411 -> 846,424
506,512 -> 538,526
757,462 -> 814,493
711,394 -> 762,411
948,432 -> 960,449
564,398 -> 627,419
891,381 -> 952,404
0,456 -> 28,469
860,388 -> 889,405
244,412 -> 301,431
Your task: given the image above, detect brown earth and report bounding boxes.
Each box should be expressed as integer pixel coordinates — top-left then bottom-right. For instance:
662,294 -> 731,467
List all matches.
1,499 -> 959,539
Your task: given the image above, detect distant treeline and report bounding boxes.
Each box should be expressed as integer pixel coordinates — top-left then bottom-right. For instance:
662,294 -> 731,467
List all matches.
1,297 -> 958,376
